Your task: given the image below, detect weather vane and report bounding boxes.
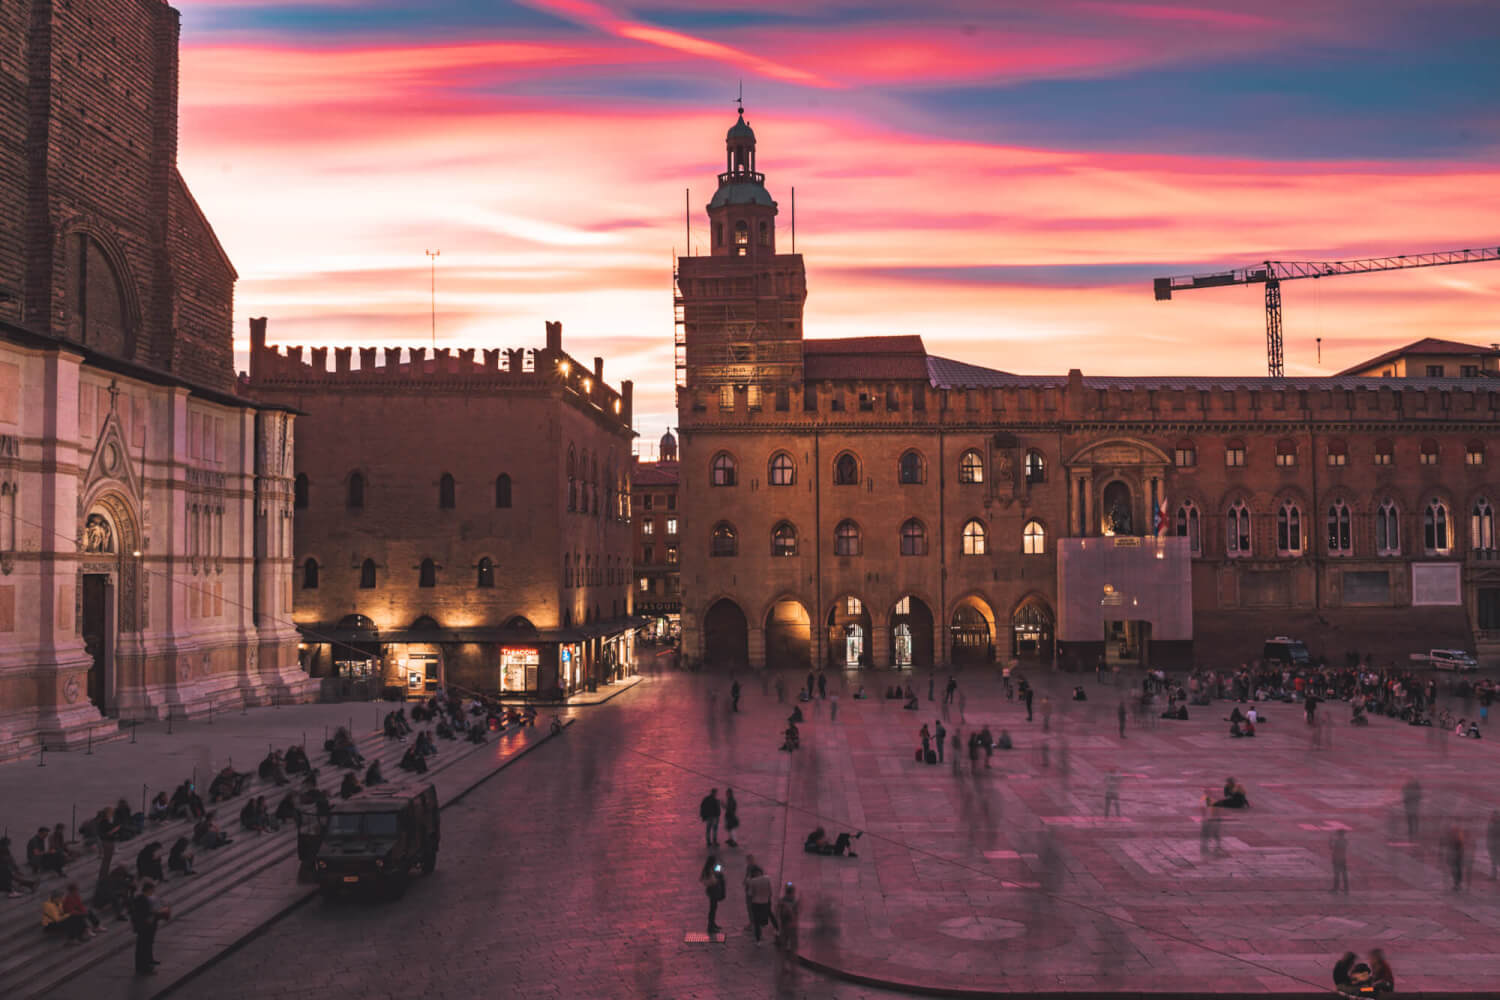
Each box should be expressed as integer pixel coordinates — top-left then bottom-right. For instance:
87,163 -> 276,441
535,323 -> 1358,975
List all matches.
736,80 -> 744,115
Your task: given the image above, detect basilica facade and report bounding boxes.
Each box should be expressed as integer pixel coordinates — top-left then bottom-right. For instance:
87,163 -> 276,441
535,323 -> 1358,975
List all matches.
0,0 -> 314,757
676,112 -> 1500,673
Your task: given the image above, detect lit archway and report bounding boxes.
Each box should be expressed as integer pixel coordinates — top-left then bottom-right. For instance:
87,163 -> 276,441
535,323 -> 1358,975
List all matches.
826,595 -> 872,669
764,598 -> 812,671
950,595 -> 995,666
1011,596 -> 1054,662
890,595 -> 934,669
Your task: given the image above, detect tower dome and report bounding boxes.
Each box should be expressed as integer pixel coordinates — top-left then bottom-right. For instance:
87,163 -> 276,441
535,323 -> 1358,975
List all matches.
726,111 -> 755,143
659,428 -> 678,462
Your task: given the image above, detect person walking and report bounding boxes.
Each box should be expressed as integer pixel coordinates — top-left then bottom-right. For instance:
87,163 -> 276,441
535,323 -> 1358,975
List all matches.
731,679 -> 741,713
1041,696 -> 1053,733
1330,829 -> 1349,893
746,864 -> 776,944
817,672 -> 827,699
934,720 -> 946,763
776,881 -> 800,953
775,676 -> 786,703
130,880 -> 168,975
1402,778 -> 1422,840
700,856 -> 726,936
958,690 -> 967,723
830,692 -> 840,721
1023,685 -> 1034,722
1103,769 -> 1121,817
742,854 -> 759,932
699,789 -> 722,847
1117,699 -> 1127,739
945,676 -> 958,705
724,789 -> 740,848
806,671 -> 815,700
1444,826 -> 1466,891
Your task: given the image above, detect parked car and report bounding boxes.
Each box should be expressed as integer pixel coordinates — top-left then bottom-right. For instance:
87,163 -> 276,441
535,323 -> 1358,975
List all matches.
1428,649 -> 1479,673
1262,637 -> 1311,668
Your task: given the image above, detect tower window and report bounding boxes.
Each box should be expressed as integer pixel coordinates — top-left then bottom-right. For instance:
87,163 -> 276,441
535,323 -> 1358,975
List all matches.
734,221 -> 748,246
758,221 -> 768,246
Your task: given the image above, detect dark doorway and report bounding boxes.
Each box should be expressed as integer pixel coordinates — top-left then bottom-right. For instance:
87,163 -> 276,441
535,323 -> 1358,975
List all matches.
890,595 -> 934,669
950,598 -> 995,666
703,599 -> 749,669
82,574 -> 109,711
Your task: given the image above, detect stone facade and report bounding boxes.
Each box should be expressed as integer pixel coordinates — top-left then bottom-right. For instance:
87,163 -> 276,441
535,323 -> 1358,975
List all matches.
676,114 -> 1500,673
247,320 -> 639,698
0,0 -> 314,758
632,434 -> 680,638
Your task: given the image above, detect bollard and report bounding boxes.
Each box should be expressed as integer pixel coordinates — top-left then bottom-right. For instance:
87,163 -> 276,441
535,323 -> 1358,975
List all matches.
130,719 -> 137,744
167,710 -> 174,736
86,728 -> 93,755
71,803 -> 76,841
209,701 -> 214,725
37,746 -> 45,767
141,784 -> 147,819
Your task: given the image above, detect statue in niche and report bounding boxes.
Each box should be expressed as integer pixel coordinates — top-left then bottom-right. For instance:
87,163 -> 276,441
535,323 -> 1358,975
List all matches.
996,453 -> 1013,482
84,513 -> 113,553
1102,482 -> 1134,536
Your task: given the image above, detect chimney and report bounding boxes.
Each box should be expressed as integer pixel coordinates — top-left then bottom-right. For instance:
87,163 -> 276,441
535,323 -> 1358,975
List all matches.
594,356 -> 604,382
545,321 -> 562,354
622,379 -> 633,423
248,317 -> 268,381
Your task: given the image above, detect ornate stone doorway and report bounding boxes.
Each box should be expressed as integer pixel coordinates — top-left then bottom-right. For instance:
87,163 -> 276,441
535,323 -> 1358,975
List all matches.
81,574 -> 111,710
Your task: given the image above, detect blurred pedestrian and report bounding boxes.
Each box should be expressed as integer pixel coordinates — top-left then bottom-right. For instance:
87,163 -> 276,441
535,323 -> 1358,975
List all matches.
746,864 -> 776,944
928,671 -> 935,701
1103,769 -> 1121,817
945,676 -> 958,704
1023,684 -> 1034,721
1330,830 -> 1349,893
776,881 -> 799,952
1041,696 -> 1053,732
934,720 -> 946,763
731,679 -> 741,713
775,676 -> 785,703
742,853 -> 759,931
700,856 -> 726,935
1402,778 -> 1421,840
958,690 -> 967,723
830,693 -> 839,721
817,672 -> 827,700
724,789 -> 740,848
1444,827 -> 1466,891
699,789 -> 721,847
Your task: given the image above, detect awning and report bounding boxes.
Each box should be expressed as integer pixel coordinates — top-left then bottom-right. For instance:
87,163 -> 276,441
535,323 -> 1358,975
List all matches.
1191,606 -> 1473,664
296,616 -> 651,647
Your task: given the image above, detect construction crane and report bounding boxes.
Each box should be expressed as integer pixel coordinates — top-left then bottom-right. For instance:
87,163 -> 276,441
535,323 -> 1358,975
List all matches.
1154,245 -> 1500,377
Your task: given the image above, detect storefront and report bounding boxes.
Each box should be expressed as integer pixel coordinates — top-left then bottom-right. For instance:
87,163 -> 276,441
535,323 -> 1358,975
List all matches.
637,600 -> 681,643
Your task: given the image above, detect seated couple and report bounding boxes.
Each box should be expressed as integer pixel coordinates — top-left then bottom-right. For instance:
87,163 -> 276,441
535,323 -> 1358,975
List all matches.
780,723 -> 800,752
1333,949 -> 1393,994
1214,779 -> 1249,809
803,827 -> 861,858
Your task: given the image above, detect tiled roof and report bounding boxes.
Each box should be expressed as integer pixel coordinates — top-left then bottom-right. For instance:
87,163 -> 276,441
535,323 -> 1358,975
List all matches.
803,335 -> 930,380
1337,337 -> 1499,375
632,461 -> 679,486
925,355 -> 1029,388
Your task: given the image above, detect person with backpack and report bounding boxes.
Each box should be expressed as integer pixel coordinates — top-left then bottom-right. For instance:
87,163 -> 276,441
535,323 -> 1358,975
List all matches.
699,789 -> 721,847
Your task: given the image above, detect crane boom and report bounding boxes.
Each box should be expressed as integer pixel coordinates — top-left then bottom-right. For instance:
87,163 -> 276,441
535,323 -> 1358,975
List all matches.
1152,244 -> 1500,377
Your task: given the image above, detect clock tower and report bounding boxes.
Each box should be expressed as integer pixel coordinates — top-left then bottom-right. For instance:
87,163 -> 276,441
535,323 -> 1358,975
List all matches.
675,107 -> 807,392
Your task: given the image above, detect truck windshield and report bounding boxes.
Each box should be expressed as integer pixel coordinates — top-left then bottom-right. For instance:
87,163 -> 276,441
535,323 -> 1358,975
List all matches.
327,813 -> 400,837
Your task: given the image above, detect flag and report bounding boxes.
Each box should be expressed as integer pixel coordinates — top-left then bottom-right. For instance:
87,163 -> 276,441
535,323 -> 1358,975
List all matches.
1153,495 -> 1169,538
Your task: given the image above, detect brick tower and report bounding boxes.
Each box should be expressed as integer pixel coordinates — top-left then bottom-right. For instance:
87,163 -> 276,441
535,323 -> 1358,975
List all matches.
674,106 -> 807,395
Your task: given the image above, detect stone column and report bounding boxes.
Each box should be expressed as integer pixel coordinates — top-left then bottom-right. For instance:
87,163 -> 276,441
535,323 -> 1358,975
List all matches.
871,624 -> 891,669
747,624 -> 766,671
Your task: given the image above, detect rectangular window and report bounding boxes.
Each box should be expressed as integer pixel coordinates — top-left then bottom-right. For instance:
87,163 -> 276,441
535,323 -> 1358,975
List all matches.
666,518 -> 678,535
1326,452 -> 1346,467
1461,365 -> 1480,378
858,392 -> 874,412
638,577 -> 649,592
1275,451 -> 1296,467
1225,447 -> 1245,467
803,387 -> 818,412
1466,448 -> 1484,466
666,546 -> 678,565
775,387 -> 790,412
667,494 -> 677,511
719,385 -> 734,411
1174,447 -> 1195,468
643,495 -> 653,511
642,545 -> 654,564
846,596 -> 862,615
642,519 -> 654,537
830,395 -> 844,412
747,384 -> 762,410
1420,451 -> 1438,466
1426,364 -> 1445,377
1374,452 -> 1392,466
886,386 -> 900,410
912,387 -> 926,411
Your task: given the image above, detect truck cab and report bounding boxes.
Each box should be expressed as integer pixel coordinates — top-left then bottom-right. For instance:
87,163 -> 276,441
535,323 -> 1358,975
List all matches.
1261,637 -> 1311,669
315,784 -> 439,897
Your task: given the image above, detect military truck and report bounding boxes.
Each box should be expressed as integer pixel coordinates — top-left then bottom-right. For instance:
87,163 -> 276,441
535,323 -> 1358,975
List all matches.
314,784 -> 440,897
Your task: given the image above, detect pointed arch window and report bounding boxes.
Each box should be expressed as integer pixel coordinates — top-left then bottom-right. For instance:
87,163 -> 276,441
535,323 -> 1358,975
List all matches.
1024,450 -> 1046,485
1424,498 -> 1451,554
900,518 -> 927,556
898,450 -> 924,485
439,473 -> 455,509
294,473 -> 309,509
734,220 -> 749,246
301,558 -> 319,589
1471,498 -> 1494,553
1276,500 -> 1303,555
1327,500 -> 1352,555
834,519 -> 861,556
1376,499 -> 1401,556
958,450 -> 984,483
1022,520 -> 1046,555
1275,439 -> 1297,468
1226,499 -> 1251,556
711,522 -> 737,557
495,473 -> 512,508
1374,440 -> 1394,466
833,452 -> 859,486
419,558 -> 437,588
771,521 -> 798,557
768,452 -> 794,486
1175,499 -> 1201,555
961,518 -> 987,556
347,471 -> 365,509
711,452 -> 737,487
359,558 -> 377,589
1420,439 -> 1439,466
477,557 -> 495,588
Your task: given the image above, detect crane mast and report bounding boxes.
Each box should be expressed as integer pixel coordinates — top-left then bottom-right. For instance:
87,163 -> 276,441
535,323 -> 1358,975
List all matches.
1154,245 -> 1500,377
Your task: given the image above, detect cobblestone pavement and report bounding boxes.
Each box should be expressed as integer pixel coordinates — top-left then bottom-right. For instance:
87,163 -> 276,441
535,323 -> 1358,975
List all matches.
179,667 -> 1500,999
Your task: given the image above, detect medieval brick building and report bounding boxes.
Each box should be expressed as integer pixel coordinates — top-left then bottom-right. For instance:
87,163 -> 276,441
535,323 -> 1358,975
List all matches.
632,430 -> 681,640
0,0 -> 314,757
676,111 -> 1500,673
247,321 -> 639,698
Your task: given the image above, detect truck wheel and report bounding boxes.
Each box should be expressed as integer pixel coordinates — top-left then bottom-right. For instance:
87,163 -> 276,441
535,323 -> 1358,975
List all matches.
421,850 -> 437,875
387,873 -> 409,899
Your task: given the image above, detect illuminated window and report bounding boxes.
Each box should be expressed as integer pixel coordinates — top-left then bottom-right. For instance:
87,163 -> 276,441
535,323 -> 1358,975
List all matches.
772,522 -> 798,557
1024,450 -> 1046,484
1472,498 -> 1495,552
958,450 -> 984,483
666,545 -> 678,564
1420,440 -> 1439,465
1424,499 -> 1450,554
895,596 -> 910,615
961,519 -> 987,555
1174,442 -> 1196,468
666,518 -> 677,535
1022,520 -> 1045,555
1374,440 -> 1393,466
711,452 -> 737,487
768,452 -> 794,486
1326,500 -> 1351,555
1225,440 -> 1245,468
1275,439 -> 1297,468
1466,442 -> 1485,466
642,519 -> 654,537
1276,501 -> 1303,555
734,220 -> 748,246
845,596 -> 863,615
1326,441 -> 1347,467
711,522 -> 737,557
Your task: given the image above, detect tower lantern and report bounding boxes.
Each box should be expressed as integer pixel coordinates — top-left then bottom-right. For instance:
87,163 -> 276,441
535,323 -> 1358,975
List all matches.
707,108 -> 778,259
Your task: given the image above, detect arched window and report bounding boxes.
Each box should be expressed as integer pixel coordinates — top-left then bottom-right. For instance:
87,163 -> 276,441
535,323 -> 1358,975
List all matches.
958,450 -> 984,483
477,557 -> 494,588
294,473 -> 309,510
1275,439 -> 1297,467
1420,440 -> 1439,466
898,451 -> 924,485
771,521 -> 798,557
1327,500 -> 1352,555
1466,441 -> 1485,466
347,471 -> 364,509
359,558 -> 377,589
1472,498 -> 1495,552
1174,440 -> 1196,468
301,557 -> 318,589
1424,498 -> 1450,553
439,473 -> 455,509
1326,440 -> 1347,467
419,558 -> 437,588
834,519 -> 861,556
495,473 -> 512,508
1226,499 -> 1251,556
1376,499 -> 1400,555
711,452 -> 737,487
1175,499 -> 1201,555
1022,520 -> 1046,555
1373,440 -> 1393,466
961,518 -> 987,555
768,452 -> 794,486
734,220 -> 748,246
900,518 -> 927,556
711,522 -> 737,557
833,453 -> 859,486
1024,450 -> 1046,485
1276,500 -> 1303,555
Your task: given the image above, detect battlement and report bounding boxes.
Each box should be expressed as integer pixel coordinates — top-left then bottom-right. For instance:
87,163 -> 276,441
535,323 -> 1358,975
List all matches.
245,318 -> 632,429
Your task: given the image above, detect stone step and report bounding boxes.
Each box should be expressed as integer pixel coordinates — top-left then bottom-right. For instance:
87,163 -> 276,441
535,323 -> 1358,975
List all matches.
0,723 -> 506,998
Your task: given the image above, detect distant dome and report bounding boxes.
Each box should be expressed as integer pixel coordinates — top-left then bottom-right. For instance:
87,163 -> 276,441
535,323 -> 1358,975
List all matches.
726,112 -> 755,143
659,429 -> 678,460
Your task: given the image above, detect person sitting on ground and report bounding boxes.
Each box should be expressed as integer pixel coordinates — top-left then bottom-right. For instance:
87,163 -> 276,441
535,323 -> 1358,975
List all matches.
1226,705 -> 1245,724
167,837 -> 196,878
328,728 -> 365,770
49,824 -> 80,865
364,759 -> 385,787
147,793 -> 171,825
27,826 -> 64,876
93,866 -> 134,920
853,686 -> 868,700
435,719 -> 456,741
41,888 -> 90,944
1,836 -> 39,896
136,842 -> 166,883
258,750 -> 290,786
284,744 -> 310,775
803,827 -> 860,858
788,705 -> 804,724
417,730 -> 439,757
240,797 -> 271,834
505,706 -> 522,728
467,721 -> 487,744
192,812 -> 232,849
339,772 -> 363,799
208,767 -> 247,804
1467,721 -> 1482,739
522,705 -> 538,727
398,745 -> 429,774
995,729 -> 1014,750
780,722 -> 800,752
273,794 -> 299,827
903,693 -> 920,710
113,798 -> 145,841
62,882 -> 104,937
1333,951 -> 1357,990
383,711 -> 406,742
1368,949 -> 1393,993
1214,779 -> 1249,809
1072,685 -> 1088,702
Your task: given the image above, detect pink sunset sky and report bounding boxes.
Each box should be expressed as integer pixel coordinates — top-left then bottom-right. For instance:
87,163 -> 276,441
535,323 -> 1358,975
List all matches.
172,0 -> 1500,445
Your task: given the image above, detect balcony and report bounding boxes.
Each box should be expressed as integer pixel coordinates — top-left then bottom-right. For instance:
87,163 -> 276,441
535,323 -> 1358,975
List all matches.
717,170 -> 765,187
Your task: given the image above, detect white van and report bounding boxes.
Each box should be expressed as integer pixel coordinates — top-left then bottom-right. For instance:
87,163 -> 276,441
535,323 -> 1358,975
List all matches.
1428,649 -> 1478,672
